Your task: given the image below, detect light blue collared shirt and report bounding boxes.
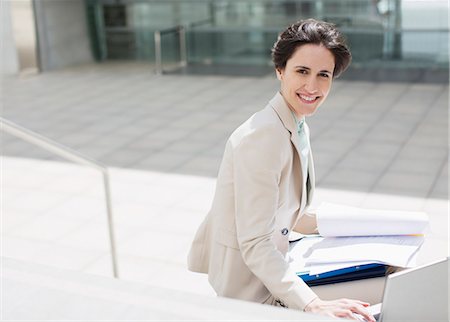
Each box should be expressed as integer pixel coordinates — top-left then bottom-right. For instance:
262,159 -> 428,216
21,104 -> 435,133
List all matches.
291,111 -> 310,185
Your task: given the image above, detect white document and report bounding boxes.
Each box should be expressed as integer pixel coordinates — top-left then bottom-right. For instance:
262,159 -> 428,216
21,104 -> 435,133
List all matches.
289,236 -> 321,275
308,261 -> 377,275
289,235 -> 422,275
317,202 -> 429,237
289,203 -> 427,276
304,235 -> 424,268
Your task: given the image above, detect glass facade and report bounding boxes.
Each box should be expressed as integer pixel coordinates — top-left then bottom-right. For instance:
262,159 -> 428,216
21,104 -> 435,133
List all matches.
86,0 -> 449,74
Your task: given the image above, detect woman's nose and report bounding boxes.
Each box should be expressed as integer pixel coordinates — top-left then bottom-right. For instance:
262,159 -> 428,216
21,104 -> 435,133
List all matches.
304,76 -> 319,93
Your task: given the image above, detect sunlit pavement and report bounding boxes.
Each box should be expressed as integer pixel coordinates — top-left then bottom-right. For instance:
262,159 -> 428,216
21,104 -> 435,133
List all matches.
2,156 -> 447,298
2,62 -> 447,198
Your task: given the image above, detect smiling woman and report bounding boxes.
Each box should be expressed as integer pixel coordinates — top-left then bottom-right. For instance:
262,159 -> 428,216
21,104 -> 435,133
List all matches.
188,19 -> 374,322
272,19 -> 351,119
276,44 -> 335,117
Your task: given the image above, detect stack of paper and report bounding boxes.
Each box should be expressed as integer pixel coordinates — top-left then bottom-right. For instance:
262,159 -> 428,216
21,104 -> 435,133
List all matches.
290,235 -> 424,275
289,202 -> 428,285
316,202 -> 429,237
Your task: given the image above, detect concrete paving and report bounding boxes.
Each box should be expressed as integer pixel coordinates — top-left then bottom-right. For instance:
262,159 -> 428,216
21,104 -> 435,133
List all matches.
2,62 -> 447,198
2,155 -> 448,301
1,62 -> 448,300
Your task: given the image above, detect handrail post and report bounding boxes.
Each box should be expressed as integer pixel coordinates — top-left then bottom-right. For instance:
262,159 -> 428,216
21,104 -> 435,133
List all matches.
154,30 -> 162,75
0,117 -> 120,278
179,25 -> 187,67
102,170 -> 119,278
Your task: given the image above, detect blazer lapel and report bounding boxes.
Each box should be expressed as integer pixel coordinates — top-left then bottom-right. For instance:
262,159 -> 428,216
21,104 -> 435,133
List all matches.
269,92 -> 315,210
269,92 -> 303,160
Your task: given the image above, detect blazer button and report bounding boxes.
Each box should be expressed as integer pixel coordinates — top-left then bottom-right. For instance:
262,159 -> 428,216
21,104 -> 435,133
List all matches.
281,228 -> 289,235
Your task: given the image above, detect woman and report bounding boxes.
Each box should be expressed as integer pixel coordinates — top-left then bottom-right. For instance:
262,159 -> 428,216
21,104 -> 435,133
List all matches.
188,19 -> 375,322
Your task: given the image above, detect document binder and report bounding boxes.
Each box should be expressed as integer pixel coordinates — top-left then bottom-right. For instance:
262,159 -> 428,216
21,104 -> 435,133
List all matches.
297,263 -> 388,286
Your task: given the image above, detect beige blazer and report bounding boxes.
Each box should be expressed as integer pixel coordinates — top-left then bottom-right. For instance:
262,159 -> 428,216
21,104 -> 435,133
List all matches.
187,92 -> 318,310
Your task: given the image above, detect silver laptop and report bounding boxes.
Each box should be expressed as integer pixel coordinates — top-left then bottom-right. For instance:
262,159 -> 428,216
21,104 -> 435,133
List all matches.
371,257 -> 449,322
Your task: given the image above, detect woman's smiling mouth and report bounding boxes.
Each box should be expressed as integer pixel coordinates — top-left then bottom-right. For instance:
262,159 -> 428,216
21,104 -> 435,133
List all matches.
297,93 -> 319,104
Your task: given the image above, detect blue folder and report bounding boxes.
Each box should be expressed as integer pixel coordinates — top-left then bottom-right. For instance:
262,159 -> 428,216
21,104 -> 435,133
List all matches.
297,263 -> 388,286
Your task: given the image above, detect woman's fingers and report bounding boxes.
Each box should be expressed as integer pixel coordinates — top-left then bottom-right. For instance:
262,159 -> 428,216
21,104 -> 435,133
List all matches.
336,299 -> 375,322
334,309 -> 359,320
347,303 -> 375,322
355,300 -> 371,307
339,298 -> 370,306
304,297 -> 376,322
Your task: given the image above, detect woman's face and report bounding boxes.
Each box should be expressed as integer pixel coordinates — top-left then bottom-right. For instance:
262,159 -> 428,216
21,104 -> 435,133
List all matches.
276,44 -> 335,118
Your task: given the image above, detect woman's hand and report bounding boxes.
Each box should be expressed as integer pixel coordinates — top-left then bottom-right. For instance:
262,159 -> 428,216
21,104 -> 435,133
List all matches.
304,297 -> 376,322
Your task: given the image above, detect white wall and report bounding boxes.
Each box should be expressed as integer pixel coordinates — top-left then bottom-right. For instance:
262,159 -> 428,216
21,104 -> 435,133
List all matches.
1,0 -> 19,75
34,0 -> 93,71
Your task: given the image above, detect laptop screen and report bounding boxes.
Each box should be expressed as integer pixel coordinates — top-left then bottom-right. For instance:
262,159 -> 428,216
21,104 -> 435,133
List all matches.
379,257 -> 449,322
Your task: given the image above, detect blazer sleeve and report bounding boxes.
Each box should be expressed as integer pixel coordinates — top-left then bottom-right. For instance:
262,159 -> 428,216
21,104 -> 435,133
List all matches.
232,125 -> 317,310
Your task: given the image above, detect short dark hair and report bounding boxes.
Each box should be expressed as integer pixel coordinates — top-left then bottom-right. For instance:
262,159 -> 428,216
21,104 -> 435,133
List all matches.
271,19 -> 352,78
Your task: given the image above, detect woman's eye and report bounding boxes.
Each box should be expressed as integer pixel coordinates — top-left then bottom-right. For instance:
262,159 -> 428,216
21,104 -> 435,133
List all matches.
320,73 -> 330,78
297,69 -> 307,74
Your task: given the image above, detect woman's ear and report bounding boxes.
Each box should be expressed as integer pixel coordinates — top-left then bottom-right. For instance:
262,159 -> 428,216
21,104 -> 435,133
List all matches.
276,68 -> 283,81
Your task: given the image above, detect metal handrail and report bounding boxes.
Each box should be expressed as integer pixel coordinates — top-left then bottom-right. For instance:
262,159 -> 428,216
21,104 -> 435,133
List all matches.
0,117 -> 119,278
154,18 -> 214,75
154,25 -> 187,75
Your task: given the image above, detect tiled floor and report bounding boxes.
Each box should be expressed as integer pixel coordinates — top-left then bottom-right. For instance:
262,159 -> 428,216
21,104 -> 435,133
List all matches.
1,62 -> 448,299
2,62 -> 448,198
